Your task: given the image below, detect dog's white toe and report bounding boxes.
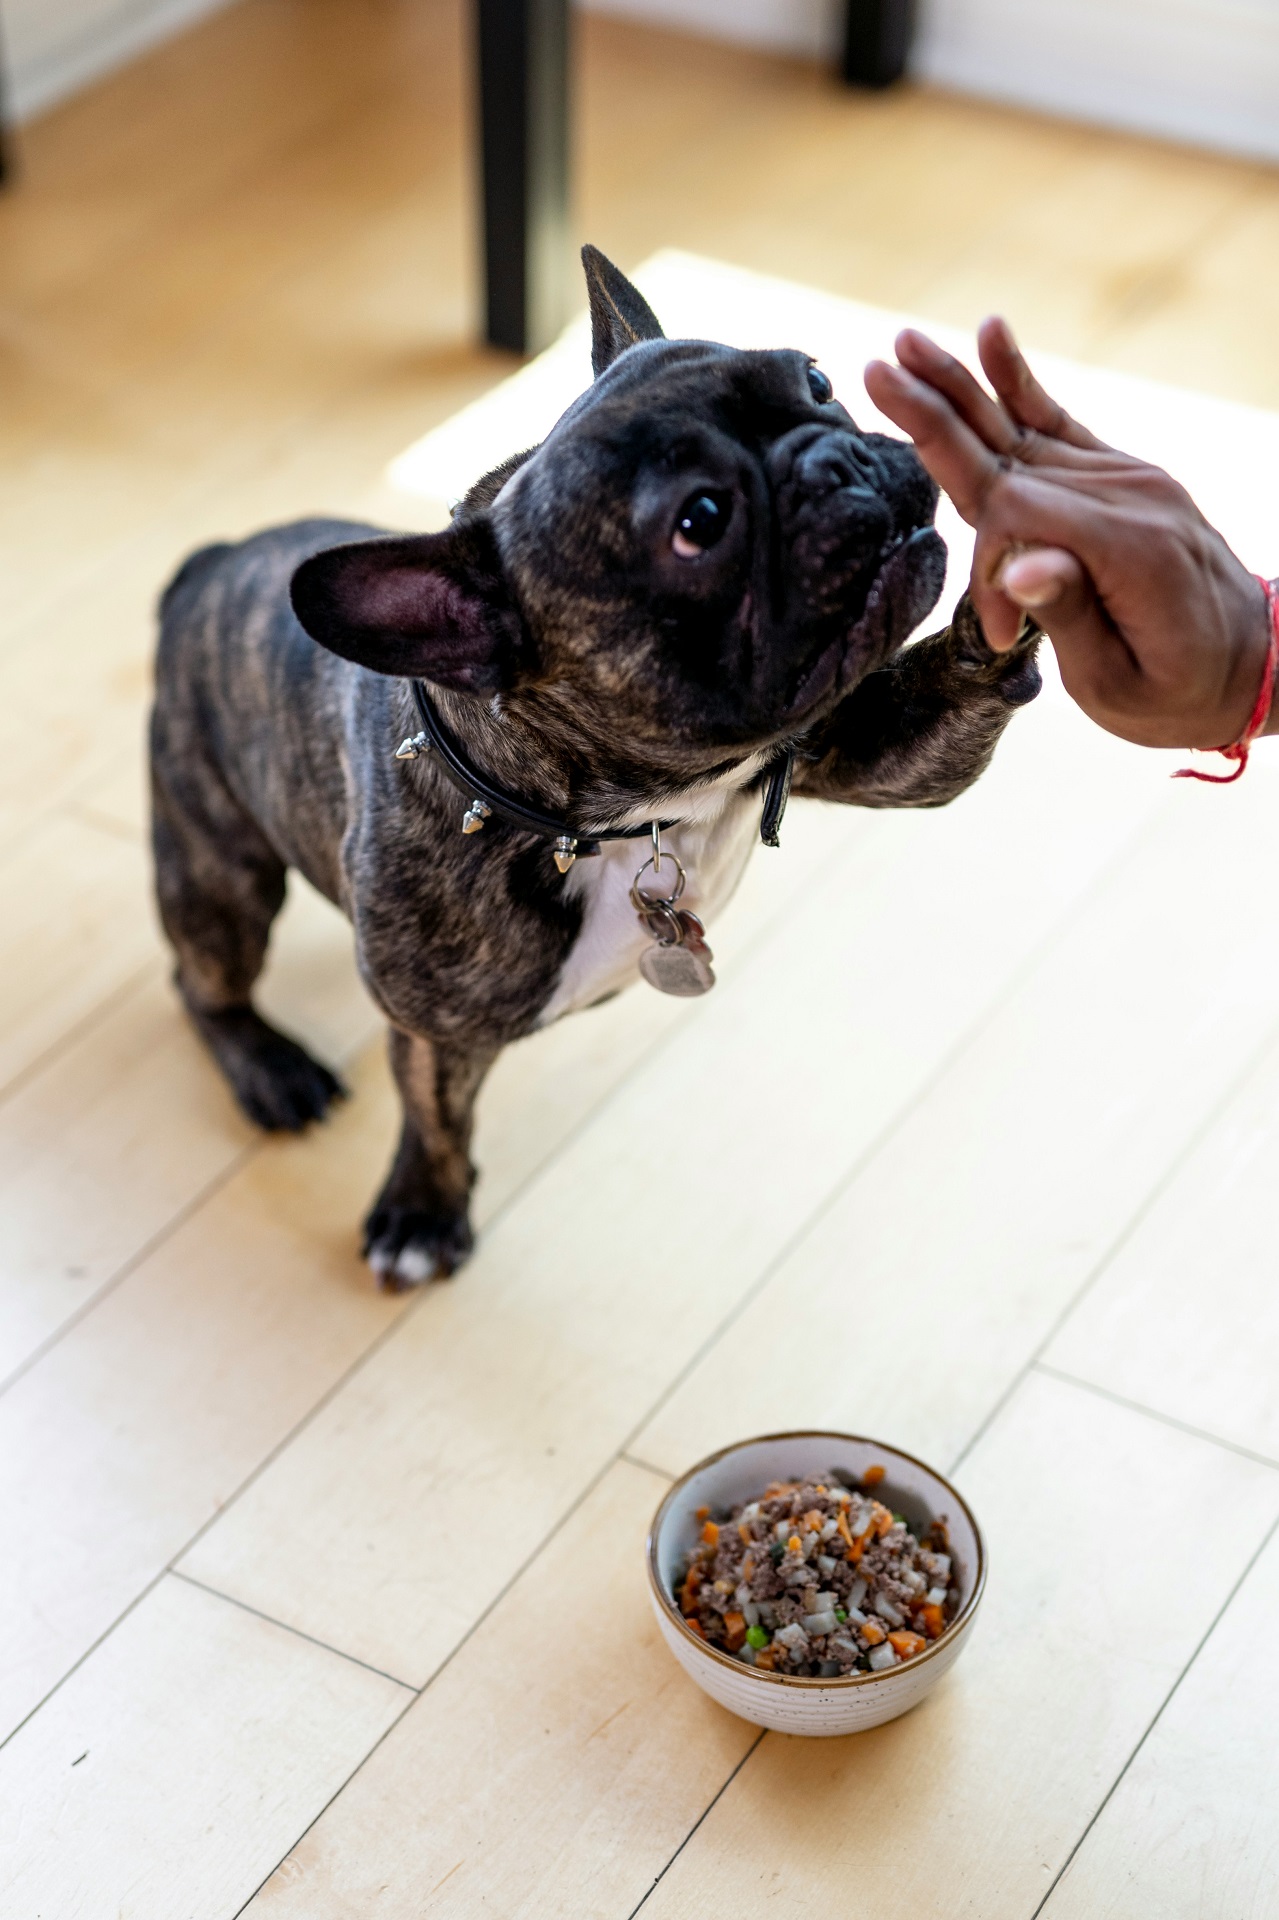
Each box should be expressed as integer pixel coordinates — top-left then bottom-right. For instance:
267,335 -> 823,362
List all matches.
392,1244 -> 437,1285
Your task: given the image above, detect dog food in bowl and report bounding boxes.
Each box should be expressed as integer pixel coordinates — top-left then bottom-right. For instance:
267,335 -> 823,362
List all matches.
649,1431 -> 985,1734
678,1470 -> 957,1677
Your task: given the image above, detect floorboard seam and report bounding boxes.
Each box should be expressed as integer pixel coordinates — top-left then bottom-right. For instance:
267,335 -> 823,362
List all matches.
227,1440 -> 632,1917
0,1137 -> 257,1399
948,1013 -> 1279,1477
168,1568 -> 419,1691
615,808 -> 1160,1466
625,1729 -> 768,1919
619,1452 -> 675,1480
1029,1508 -> 1279,1918
0,955 -> 156,1120
0,1562 -> 171,1755
1033,1363 -> 1279,1472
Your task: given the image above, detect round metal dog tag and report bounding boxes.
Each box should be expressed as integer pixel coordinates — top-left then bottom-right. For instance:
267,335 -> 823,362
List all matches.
639,942 -> 716,997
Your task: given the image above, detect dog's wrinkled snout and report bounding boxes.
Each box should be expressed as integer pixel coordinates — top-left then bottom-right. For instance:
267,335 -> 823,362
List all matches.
775,425 -> 877,502
767,424 -> 894,621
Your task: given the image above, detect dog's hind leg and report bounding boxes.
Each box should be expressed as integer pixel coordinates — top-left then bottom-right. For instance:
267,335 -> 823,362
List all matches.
363,1029 -> 497,1288
151,749 -> 345,1131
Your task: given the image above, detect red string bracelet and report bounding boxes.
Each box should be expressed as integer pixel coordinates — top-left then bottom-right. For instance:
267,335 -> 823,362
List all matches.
1174,574 -> 1279,785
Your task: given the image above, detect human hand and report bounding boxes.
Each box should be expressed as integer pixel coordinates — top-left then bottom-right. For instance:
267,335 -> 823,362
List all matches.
864,318 -> 1275,751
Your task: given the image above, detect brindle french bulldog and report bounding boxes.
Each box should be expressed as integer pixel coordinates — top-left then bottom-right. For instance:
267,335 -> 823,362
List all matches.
151,247 -> 1039,1286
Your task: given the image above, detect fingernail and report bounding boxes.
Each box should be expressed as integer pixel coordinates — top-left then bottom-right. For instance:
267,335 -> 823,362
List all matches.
1005,577 -> 1057,608
997,557 -> 1056,607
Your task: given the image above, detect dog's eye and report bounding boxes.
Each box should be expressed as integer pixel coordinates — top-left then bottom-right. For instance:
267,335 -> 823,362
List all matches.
807,365 -> 833,404
672,492 -> 732,559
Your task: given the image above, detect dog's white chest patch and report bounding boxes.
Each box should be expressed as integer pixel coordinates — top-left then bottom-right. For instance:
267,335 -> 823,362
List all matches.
537,782 -> 762,1024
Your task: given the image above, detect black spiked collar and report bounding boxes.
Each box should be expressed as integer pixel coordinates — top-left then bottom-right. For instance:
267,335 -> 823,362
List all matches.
395,680 -> 794,873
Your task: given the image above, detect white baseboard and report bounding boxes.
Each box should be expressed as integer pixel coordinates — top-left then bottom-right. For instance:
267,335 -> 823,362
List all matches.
1,0 -> 235,121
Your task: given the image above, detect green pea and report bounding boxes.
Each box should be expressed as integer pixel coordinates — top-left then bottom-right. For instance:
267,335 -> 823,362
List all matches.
834,1608 -> 848,1622
746,1625 -> 769,1650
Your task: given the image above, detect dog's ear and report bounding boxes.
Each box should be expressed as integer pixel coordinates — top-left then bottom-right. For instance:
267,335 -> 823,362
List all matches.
582,244 -> 665,377
290,519 -> 524,693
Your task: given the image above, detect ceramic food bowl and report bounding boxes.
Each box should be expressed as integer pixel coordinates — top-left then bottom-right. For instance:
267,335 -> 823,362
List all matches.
647,1430 -> 986,1736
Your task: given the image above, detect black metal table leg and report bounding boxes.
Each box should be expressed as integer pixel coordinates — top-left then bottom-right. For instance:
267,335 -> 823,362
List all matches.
0,61 -> 12,184
843,0 -> 917,89
476,0 -> 571,354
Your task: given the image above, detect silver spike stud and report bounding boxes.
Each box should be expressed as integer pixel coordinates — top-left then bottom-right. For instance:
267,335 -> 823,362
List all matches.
394,731 -> 430,761
461,801 -> 492,835
552,835 -> 578,875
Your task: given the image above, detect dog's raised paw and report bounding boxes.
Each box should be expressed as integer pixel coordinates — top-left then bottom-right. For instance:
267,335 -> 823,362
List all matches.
997,651 -> 1042,707
362,1207 -> 474,1291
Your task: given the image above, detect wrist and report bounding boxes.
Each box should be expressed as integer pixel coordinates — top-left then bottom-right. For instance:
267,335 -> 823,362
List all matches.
1258,578 -> 1279,737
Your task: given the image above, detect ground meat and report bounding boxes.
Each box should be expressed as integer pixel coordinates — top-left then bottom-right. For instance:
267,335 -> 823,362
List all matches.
676,1470 -> 959,1678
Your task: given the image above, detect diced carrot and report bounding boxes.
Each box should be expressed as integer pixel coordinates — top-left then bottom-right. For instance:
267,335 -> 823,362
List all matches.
741,1555 -> 754,1582
870,1501 -> 893,1537
836,1508 -> 855,1551
754,1645 -> 777,1671
888,1630 -> 926,1660
815,1484 -> 827,1495
680,1567 -> 703,1614
848,1535 -> 866,1566
702,1520 -> 719,1547
695,1505 -> 710,1522
802,1509 -> 824,1532
862,1465 -> 886,1487
723,1611 -> 747,1650
684,1617 -> 706,1638
922,1604 -> 945,1639
860,1619 -> 886,1646
787,1533 -> 802,1554
738,1521 -> 752,1546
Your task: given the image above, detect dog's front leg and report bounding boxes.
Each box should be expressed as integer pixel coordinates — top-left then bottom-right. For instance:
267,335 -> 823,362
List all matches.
792,594 -> 1042,810
363,1029 -> 499,1288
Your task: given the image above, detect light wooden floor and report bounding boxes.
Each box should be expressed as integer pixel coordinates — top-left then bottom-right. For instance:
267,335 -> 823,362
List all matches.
3,3 -> 1279,1914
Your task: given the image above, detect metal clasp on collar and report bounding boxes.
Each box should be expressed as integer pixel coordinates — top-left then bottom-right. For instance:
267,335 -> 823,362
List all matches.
394,730 -> 431,761
552,834 -> 578,874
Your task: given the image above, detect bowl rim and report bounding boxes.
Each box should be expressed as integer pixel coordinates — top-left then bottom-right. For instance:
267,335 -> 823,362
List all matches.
645,1427 -> 987,1691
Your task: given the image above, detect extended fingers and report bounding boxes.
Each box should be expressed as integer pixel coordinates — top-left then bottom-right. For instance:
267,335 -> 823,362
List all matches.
976,318 -> 1111,452
894,328 -> 1027,459
894,326 -> 1118,476
864,358 -> 1002,524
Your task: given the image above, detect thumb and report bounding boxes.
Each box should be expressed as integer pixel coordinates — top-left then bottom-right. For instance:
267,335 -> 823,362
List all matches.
998,547 -> 1093,619
996,544 -> 1142,718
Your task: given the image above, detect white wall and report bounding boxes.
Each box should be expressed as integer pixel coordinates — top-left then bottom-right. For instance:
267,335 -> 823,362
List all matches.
913,0 -> 1279,165
581,0 -> 1279,164
0,0 -> 232,120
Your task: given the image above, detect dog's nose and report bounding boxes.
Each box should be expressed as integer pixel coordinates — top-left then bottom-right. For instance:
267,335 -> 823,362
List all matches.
787,429 -> 876,498
766,424 -> 881,508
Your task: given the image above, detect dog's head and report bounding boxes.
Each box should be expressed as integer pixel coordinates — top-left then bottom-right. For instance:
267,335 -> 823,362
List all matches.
292,249 -> 946,793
